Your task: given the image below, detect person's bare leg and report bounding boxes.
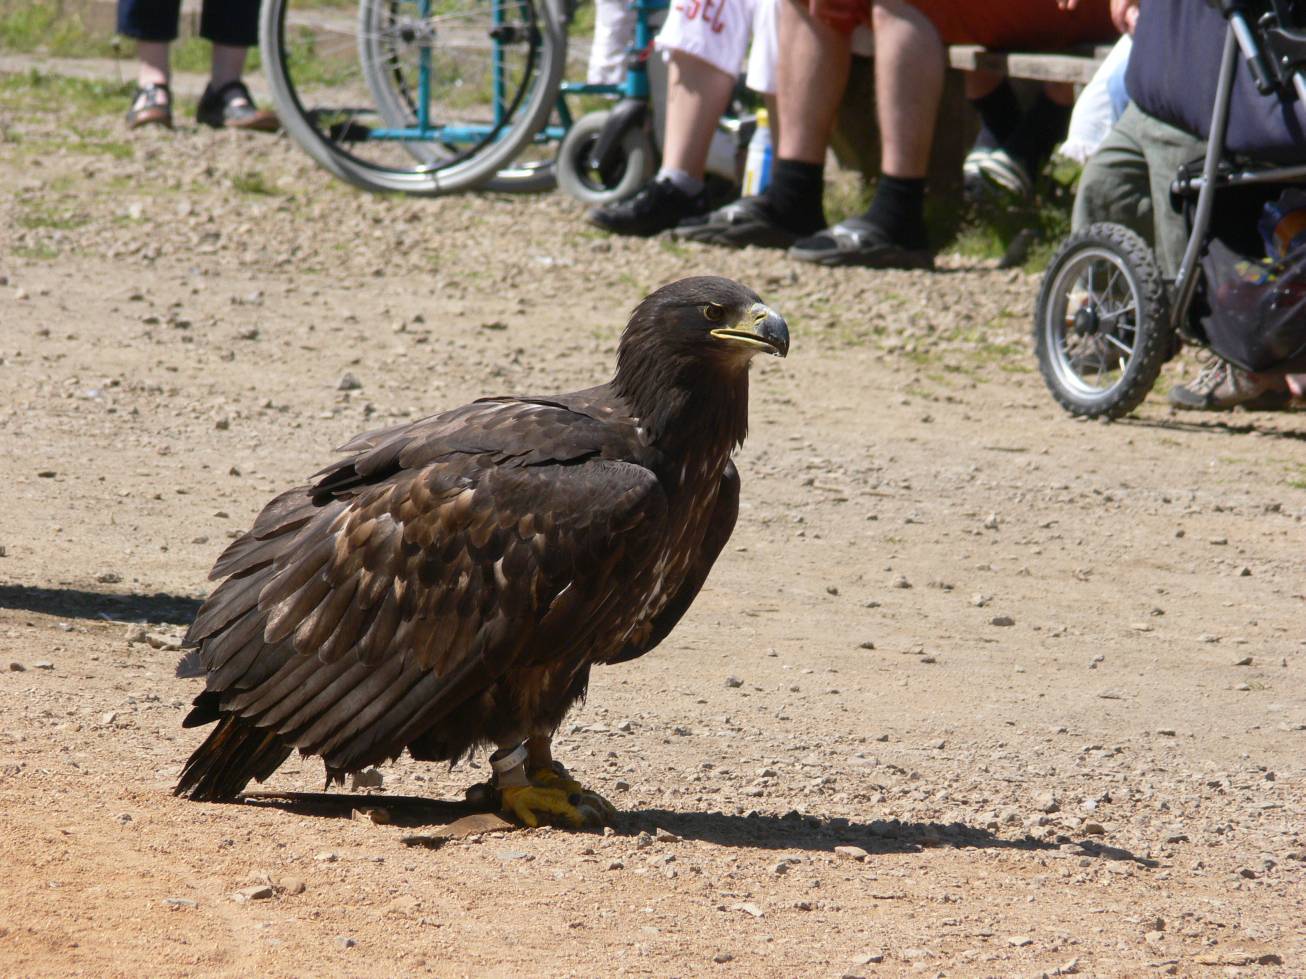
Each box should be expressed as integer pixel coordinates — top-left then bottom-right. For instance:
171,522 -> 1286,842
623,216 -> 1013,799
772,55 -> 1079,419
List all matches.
210,43 -> 248,89
587,49 -> 732,234
1043,81 -> 1074,107
964,69 -> 1003,101
660,50 -> 737,179
795,0 -> 937,264
671,0 -> 842,244
775,0 -> 851,163
136,40 -> 170,88
872,0 -> 944,179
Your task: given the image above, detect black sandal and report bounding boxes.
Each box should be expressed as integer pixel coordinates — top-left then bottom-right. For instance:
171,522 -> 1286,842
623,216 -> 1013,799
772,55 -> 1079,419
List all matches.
673,196 -> 805,249
788,217 -> 935,270
126,83 -> 172,130
196,80 -> 278,132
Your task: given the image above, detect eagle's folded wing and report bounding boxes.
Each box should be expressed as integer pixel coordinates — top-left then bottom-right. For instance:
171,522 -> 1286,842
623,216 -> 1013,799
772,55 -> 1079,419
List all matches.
176,402 -> 665,793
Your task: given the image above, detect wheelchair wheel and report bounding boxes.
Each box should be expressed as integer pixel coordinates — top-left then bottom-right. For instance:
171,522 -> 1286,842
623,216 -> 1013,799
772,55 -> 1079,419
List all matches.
260,0 -> 566,196
555,110 -> 655,206
1034,223 -> 1173,419
482,155 -> 557,193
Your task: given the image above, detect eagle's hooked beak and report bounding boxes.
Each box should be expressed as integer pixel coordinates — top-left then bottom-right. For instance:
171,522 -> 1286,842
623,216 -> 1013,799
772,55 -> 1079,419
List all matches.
710,303 -> 790,358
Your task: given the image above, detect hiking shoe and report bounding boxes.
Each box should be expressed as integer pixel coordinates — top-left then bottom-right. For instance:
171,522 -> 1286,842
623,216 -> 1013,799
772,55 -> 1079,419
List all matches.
673,195 -> 802,249
126,83 -> 172,130
963,147 -> 1033,204
789,217 -> 934,270
1168,357 -> 1292,411
587,178 -> 710,237
196,80 -> 278,132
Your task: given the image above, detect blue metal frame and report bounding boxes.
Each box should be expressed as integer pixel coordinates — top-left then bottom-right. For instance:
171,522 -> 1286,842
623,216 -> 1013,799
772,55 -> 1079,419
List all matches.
367,0 -> 667,147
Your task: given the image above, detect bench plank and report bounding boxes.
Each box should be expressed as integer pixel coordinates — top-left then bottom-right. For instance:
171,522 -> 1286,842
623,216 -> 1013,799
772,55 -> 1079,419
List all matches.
947,44 -> 1115,85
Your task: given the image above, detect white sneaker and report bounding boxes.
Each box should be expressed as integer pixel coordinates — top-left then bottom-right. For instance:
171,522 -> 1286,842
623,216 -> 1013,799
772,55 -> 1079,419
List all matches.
963,147 -> 1033,202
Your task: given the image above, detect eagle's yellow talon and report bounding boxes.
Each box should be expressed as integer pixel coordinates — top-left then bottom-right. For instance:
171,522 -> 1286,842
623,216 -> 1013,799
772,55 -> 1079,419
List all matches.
502,774 -> 616,828
501,784 -> 587,828
529,769 -> 617,824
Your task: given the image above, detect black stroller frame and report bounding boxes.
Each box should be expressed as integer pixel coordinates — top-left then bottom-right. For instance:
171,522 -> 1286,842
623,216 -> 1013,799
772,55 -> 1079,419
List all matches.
1035,0 -> 1306,418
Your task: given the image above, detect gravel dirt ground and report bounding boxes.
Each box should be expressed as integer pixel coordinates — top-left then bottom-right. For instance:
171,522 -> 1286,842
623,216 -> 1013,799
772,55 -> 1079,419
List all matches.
1,73 -> 1304,978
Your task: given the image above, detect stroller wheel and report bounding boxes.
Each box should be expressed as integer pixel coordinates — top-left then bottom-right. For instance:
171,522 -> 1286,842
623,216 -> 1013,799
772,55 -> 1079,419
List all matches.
1034,223 -> 1173,419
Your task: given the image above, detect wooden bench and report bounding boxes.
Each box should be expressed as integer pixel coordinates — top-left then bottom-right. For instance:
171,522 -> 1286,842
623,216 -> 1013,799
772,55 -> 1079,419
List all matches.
947,44 -> 1116,86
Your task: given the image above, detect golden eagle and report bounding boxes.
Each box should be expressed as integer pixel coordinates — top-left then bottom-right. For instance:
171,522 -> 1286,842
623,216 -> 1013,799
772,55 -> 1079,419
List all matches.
175,276 -> 788,827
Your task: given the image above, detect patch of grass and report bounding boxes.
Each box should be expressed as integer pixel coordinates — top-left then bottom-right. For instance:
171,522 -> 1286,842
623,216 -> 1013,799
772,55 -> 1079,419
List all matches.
13,243 -> 61,260
23,131 -> 135,160
232,170 -> 281,196
17,203 -> 88,230
1283,461 -> 1306,489
0,1 -> 118,58
823,173 -> 873,228
657,238 -> 689,259
0,70 -> 134,117
567,2 -> 596,43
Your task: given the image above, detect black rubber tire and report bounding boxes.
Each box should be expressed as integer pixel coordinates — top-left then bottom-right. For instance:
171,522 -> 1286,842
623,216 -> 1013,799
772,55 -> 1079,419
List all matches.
260,0 -> 566,196
1034,222 -> 1173,419
555,110 -> 654,206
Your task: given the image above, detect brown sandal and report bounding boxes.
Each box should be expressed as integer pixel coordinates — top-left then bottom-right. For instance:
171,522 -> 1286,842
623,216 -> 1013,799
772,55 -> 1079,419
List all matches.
126,83 -> 172,130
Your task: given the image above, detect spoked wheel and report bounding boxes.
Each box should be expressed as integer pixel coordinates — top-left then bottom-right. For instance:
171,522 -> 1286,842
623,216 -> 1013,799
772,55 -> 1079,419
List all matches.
260,0 -> 565,196
555,110 -> 655,206
1034,223 -> 1173,419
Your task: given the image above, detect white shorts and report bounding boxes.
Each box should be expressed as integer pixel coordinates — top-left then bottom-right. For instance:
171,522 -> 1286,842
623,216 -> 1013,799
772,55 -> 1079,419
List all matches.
655,0 -> 767,88
657,0 -> 871,95
590,0 -> 870,93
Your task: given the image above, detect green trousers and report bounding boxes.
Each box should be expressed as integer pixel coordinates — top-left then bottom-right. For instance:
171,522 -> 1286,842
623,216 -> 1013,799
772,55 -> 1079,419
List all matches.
1071,102 -> 1206,278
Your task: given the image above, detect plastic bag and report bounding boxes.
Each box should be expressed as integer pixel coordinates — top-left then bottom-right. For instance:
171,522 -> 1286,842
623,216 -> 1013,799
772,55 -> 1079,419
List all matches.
1060,35 -> 1133,165
1200,237 -> 1306,371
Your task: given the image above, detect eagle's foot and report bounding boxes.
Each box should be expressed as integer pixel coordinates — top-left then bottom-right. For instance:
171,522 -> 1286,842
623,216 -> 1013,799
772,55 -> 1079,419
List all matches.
501,783 -> 604,829
529,766 -> 617,825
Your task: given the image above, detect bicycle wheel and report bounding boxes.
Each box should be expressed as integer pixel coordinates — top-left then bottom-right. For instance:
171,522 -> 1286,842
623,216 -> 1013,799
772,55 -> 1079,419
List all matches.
260,0 -> 566,196
1034,223 -> 1172,419
555,110 -> 655,206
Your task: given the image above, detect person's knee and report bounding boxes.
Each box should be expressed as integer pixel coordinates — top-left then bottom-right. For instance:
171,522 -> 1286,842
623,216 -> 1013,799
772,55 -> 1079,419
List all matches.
663,47 -> 731,84
1074,156 -> 1153,238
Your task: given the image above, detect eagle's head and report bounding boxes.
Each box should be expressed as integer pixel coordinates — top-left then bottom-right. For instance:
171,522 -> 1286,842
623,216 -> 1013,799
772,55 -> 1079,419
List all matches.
615,276 -> 789,447
619,275 -> 789,371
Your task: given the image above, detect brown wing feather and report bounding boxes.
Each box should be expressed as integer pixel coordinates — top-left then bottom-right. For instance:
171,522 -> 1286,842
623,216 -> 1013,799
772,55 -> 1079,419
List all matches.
606,461 -> 739,664
176,396 -> 666,798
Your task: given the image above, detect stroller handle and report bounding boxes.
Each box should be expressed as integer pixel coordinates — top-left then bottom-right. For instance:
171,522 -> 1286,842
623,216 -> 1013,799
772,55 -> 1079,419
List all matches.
1213,0 -> 1306,99
1213,0 -> 1281,94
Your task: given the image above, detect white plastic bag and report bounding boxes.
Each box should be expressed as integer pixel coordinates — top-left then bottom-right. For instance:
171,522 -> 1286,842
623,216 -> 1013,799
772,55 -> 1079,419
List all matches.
1060,34 -> 1133,164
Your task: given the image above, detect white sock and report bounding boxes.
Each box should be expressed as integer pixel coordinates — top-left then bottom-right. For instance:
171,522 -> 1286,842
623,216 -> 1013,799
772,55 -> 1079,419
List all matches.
656,167 -> 704,196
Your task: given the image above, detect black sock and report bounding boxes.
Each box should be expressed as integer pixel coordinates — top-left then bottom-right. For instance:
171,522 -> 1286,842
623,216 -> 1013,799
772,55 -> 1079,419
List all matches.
762,158 -> 827,235
864,175 -> 927,249
969,80 -> 1021,150
1005,92 -> 1072,177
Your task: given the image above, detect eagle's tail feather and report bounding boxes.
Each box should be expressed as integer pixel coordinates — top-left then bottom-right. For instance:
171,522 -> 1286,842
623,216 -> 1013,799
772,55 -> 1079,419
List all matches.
175,709 -> 294,802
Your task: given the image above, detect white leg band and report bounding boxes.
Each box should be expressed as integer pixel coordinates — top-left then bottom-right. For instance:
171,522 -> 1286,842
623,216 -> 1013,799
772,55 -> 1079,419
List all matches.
490,743 -> 529,789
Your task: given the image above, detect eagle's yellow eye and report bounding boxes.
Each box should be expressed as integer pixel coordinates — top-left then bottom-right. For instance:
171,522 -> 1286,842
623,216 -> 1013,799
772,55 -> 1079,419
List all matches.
703,304 -> 725,323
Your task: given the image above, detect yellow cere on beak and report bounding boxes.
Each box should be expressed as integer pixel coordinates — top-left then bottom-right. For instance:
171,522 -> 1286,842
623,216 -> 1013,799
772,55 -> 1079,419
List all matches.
709,302 -> 790,358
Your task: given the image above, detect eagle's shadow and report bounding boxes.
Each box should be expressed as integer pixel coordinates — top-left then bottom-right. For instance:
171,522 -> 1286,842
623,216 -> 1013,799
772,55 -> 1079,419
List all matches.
0,584 -> 201,625
627,808 -> 1154,865
234,792 -> 1155,866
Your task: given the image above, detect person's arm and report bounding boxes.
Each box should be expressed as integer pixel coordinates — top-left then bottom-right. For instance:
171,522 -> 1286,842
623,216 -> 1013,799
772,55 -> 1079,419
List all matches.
1058,0 -> 1139,34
